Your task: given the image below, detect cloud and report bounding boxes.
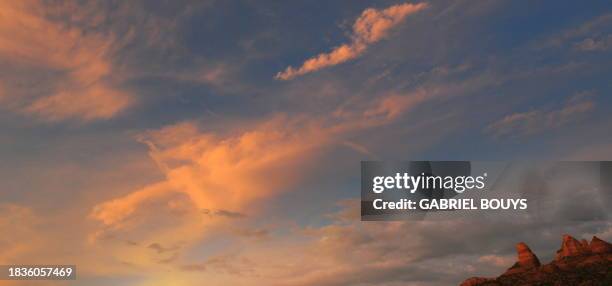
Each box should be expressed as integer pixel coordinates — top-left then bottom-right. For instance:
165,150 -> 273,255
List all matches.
0,1 -> 132,122
574,35 -> 612,51
275,2 -> 428,80
536,13 -> 612,50
84,81 -> 455,273
90,116 -> 331,229
231,228 -> 270,240
147,242 -> 180,254
85,75 -> 463,269
212,209 -> 247,219
23,85 -> 131,121
0,204 -> 41,262
88,63 -> 502,238
181,254 -> 255,276
88,85 -> 446,230
329,68 -> 501,134
486,92 -> 596,138
477,254 -> 514,267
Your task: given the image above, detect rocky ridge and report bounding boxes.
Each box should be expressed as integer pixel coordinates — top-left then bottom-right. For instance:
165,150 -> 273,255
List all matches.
461,235 -> 612,286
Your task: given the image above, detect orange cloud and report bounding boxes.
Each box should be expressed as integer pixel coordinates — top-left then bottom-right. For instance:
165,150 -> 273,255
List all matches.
362,89 -> 431,121
86,116 -> 341,273
23,84 -> 131,121
87,83 -> 452,271
90,88 -> 437,230
275,2 -> 428,80
0,204 -> 41,263
0,1 -> 132,121
91,116 -> 331,229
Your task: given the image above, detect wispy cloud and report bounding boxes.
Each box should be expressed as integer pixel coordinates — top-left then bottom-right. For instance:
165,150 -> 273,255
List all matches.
90,116 -> 331,231
535,13 -> 612,50
486,92 -> 596,138
0,204 -> 40,262
574,35 -> 612,51
275,2 -> 428,80
0,1 -> 133,122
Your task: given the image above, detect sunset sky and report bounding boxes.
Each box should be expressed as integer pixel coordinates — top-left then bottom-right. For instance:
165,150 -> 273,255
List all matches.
1,1 -> 611,285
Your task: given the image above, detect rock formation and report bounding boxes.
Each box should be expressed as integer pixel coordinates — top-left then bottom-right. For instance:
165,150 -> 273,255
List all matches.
460,277 -> 494,286
591,236 -> 612,254
460,235 -> 612,286
503,242 -> 540,275
581,238 -> 590,249
555,234 -> 590,260
516,242 -> 541,268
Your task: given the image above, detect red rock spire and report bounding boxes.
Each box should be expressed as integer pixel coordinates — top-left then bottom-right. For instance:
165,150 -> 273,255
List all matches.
555,234 -> 590,261
503,242 -> 541,275
516,242 -> 541,268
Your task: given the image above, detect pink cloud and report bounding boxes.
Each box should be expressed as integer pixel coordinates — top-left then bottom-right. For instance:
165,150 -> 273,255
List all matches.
275,2 -> 428,80
90,116 -> 332,229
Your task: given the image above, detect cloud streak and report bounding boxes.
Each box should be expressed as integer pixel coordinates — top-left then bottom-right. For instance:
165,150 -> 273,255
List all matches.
0,1 -> 132,122
486,92 -> 596,138
275,2 -> 428,80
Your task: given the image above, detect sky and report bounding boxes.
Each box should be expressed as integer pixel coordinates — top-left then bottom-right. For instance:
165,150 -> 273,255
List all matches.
0,0 -> 611,285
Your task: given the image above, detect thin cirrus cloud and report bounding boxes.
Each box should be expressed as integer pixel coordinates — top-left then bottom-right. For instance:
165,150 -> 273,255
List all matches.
0,1 -> 132,122
275,2 -> 428,80
486,92 -> 596,138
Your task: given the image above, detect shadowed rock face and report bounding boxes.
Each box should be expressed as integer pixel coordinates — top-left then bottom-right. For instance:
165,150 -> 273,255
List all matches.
580,239 -> 589,249
460,235 -> 612,286
591,236 -> 612,254
461,277 -> 494,286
